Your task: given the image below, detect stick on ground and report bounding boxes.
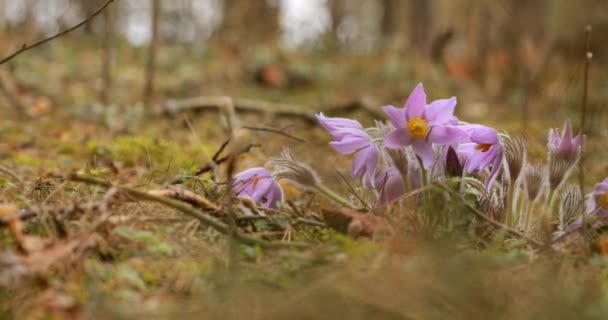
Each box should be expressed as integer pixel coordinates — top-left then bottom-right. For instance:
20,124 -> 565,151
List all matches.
69,173 -> 308,249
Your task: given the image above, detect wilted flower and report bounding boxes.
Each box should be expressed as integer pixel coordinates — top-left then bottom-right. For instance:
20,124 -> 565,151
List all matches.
316,113 -> 378,185
383,83 -> 469,169
590,178 -> 608,217
547,121 -> 582,189
374,167 -> 406,207
232,167 -> 283,209
458,124 -> 503,185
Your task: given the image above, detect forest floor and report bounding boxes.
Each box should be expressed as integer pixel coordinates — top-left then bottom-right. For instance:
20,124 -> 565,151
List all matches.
0,39 -> 607,319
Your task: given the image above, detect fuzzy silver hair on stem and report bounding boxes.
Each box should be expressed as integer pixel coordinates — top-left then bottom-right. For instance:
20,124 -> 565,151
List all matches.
268,147 -> 320,188
501,133 -> 527,183
558,184 -> 583,232
524,163 -> 545,202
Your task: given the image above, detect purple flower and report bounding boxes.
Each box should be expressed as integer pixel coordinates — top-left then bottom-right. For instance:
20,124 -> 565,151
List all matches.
383,83 -> 469,169
374,167 -> 406,207
457,124 -> 503,185
590,178 -> 608,217
548,120 -> 582,160
316,113 -> 379,185
232,167 -> 283,209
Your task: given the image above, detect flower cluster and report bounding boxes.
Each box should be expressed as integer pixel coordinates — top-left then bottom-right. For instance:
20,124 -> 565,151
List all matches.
317,83 -> 503,206
228,82 -> 605,240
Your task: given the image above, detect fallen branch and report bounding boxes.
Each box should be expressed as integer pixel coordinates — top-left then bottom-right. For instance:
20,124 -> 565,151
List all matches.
160,96 -> 384,123
147,186 -> 220,212
69,173 -> 308,249
0,0 -> 115,65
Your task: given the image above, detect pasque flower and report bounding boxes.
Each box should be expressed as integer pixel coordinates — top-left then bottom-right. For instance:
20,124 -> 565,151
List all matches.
232,167 -> 283,209
590,178 -> 608,217
316,113 -> 378,185
548,120 -> 582,160
374,167 -> 406,207
548,121 -> 583,190
383,83 -> 469,169
457,124 -> 503,184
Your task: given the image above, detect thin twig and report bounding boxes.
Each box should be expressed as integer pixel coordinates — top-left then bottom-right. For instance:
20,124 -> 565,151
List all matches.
0,0 -> 116,65
438,183 -> 544,248
335,169 -> 371,210
147,187 -> 220,212
69,173 -> 307,249
242,125 -> 306,143
578,25 -> 592,197
0,164 -> 24,185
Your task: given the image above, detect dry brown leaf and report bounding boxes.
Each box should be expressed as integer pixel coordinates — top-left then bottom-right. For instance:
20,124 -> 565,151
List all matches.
321,207 -> 390,239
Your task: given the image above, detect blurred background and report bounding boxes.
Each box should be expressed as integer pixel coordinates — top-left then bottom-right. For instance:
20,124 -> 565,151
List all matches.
0,0 -> 605,175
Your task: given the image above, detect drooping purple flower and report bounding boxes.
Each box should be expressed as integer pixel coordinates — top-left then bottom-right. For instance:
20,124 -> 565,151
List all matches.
316,113 -> 379,185
457,124 -> 503,185
548,120 -> 582,160
232,167 -> 283,209
590,178 -> 608,217
383,83 -> 469,169
374,167 -> 406,207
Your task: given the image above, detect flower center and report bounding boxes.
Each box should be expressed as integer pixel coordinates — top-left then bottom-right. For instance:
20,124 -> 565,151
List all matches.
475,143 -> 492,152
597,193 -> 608,210
407,117 -> 429,138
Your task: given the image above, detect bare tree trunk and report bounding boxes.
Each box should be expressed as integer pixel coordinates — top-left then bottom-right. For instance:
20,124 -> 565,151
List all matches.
100,4 -> 113,105
215,0 -> 279,46
409,0 -> 432,54
144,0 -> 160,105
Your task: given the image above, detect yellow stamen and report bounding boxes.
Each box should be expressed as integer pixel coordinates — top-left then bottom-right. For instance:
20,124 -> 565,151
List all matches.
407,117 -> 429,138
597,193 -> 608,210
475,143 -> 492,152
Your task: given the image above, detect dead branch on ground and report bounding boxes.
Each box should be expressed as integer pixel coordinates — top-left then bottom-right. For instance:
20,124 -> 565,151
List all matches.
160,96 -> 384,123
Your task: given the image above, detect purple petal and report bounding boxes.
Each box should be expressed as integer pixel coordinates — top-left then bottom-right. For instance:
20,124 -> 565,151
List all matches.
559,121 -> 573,153
382,105 -> 407,129
485,147 -> 503,188
463,125 -> 498,144
595,178 -> 608,194
428,125 -> 470,144
330,136 -> 370,154
411,140 -> 435,169
384,129 -> 413,149
352,145 -> 379,183
425,97 -> 457,125
316,113 -> 364,140
232,167 -> 283,209
405,83 -> 426,120
374,167 -> 406,207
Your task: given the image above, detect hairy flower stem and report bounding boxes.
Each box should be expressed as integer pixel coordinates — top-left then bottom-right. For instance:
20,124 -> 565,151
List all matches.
524,201 -> 534,233
546,188 -> 556,212
313,183 -> 354,208
506,181 -> 516,225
